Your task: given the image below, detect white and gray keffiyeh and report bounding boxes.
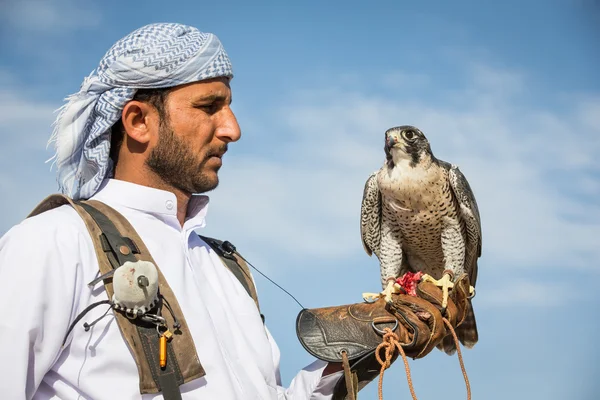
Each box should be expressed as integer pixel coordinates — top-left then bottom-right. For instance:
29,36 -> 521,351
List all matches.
48,22 -> 234,200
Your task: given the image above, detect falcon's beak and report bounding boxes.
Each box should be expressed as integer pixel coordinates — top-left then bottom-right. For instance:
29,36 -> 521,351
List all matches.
385,135 -> 397,151
386,133 -> 404,151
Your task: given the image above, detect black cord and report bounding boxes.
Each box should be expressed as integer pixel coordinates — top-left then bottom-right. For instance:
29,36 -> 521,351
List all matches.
160,294 -> 182,330
216,240 -> 307,310
237,253 -> 306,310
83,305 -> 112,331
62,299 -> 112,346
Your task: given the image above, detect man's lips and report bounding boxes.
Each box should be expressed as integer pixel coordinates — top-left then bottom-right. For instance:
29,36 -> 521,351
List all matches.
209,153 -> 224,161
208,145 -> 228,159
206,152 -> 225,166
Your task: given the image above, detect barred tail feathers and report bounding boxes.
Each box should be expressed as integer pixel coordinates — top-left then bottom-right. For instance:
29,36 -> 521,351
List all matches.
437,299 -> 478,355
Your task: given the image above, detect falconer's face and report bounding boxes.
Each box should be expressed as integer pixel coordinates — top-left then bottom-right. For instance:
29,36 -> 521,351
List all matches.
146,77 -> 241,194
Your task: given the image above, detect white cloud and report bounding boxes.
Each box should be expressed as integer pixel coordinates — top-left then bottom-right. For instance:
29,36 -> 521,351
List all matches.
577,97 -> 600,133
208,63 -> 600,274
0,86 -> 58,233
0,91 -> 58,150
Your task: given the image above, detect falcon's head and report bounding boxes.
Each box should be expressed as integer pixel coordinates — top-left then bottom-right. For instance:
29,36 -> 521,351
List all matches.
384,125 -> 432,168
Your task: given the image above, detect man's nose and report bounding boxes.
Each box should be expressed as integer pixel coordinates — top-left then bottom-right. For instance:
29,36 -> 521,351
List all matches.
215,107 -> 241,142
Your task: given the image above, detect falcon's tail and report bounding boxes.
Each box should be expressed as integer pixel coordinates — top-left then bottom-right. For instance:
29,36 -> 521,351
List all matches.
437,299 -> 479,356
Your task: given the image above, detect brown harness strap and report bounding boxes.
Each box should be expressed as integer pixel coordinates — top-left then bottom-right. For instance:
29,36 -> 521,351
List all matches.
199,235 -> 261,314
28,195 -> 205,396
341,351 -> 358,400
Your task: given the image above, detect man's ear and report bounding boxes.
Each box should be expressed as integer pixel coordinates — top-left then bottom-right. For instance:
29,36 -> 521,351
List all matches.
121,100 -> 159,144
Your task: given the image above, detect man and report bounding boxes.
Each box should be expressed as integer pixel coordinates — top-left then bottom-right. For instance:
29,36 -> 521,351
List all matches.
0,23 -> 342,399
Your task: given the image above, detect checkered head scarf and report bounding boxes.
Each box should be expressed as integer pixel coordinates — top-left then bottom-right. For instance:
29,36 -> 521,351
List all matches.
48,22 -> 234,200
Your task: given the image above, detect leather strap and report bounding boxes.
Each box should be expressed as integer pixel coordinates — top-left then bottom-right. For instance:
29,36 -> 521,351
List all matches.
79,202 -> 184,400
341,351 -> 357,400
28,195 -> 205,396
199,235 -> 261,314
28,194 -> 265,396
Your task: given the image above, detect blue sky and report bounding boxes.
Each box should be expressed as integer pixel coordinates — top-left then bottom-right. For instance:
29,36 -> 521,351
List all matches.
1,0 -> 599,399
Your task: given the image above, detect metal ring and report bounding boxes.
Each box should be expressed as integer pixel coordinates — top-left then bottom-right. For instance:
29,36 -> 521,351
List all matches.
371,319 -> 399,336
156,324 -> 168,335
125,309 -> 137,320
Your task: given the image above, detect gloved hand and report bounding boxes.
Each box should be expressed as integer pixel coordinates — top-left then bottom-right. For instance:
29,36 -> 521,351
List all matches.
296,273 -> 474,400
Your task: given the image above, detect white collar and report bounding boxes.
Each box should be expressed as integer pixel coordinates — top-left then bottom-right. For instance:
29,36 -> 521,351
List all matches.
89,179 -> 210,230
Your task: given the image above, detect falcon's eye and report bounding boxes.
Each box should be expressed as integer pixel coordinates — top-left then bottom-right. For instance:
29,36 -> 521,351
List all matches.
402,130 -> 415,141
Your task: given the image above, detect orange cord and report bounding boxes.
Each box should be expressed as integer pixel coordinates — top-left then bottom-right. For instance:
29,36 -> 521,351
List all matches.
442,318 -> 472,400
374,321 -> 471,400
375,328 -> 417,400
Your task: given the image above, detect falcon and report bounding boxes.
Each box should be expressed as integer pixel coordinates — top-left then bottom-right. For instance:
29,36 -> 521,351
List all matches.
360,125 -> 482,354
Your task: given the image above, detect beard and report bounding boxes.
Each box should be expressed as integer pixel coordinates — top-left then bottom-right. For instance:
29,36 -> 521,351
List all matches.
146,118 -> 225,194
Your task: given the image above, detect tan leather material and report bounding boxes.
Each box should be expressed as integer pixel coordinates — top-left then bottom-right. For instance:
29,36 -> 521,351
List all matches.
231,252 -> 260,312
85,200 -> 205,393
296,291 -> 450,364
415,275 -> 473,333
415,281 -> 459,327
341,352 -> 355,400
28,195 -> 205,394
333,347 -> 399,400
296,299 -> 400,363
197,236 -> 261,315
297,277 -> 472,399
449,274 -> 472,327
28,194 -> 74,217
387,292 -> 446,359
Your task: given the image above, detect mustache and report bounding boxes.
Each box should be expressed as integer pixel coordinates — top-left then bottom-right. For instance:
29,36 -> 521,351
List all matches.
206,144 -> 228,158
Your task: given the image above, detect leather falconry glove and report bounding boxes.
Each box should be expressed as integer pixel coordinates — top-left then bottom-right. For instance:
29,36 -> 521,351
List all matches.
296,273 -> 473,400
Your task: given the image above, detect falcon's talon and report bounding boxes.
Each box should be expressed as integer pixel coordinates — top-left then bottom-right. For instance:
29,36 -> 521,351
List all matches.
440,306 -> 448,317
382,280 -> 397,304
362,292 -> 381,303
362,281 -> 400,304
468,286 -> 476,299
421,272 -> 454,310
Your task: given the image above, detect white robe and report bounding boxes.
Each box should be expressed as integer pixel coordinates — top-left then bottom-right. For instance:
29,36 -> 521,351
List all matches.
0,179 -> 342,399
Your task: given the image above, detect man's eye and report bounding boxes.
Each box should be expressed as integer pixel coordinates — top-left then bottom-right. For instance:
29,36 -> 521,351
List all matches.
197,104 -> 218,113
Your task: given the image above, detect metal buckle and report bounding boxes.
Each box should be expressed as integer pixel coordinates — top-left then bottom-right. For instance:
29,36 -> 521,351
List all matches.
140,313 -> 166,326
371,319 -> 399,335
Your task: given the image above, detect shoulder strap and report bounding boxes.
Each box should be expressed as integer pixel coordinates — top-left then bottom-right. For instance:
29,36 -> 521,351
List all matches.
198,235 -> 261,315
28,194 -> 204,398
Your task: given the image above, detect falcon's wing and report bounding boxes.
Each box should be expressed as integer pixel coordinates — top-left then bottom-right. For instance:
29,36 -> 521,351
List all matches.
360,172 -> 383,258
444,163 -> 482,286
